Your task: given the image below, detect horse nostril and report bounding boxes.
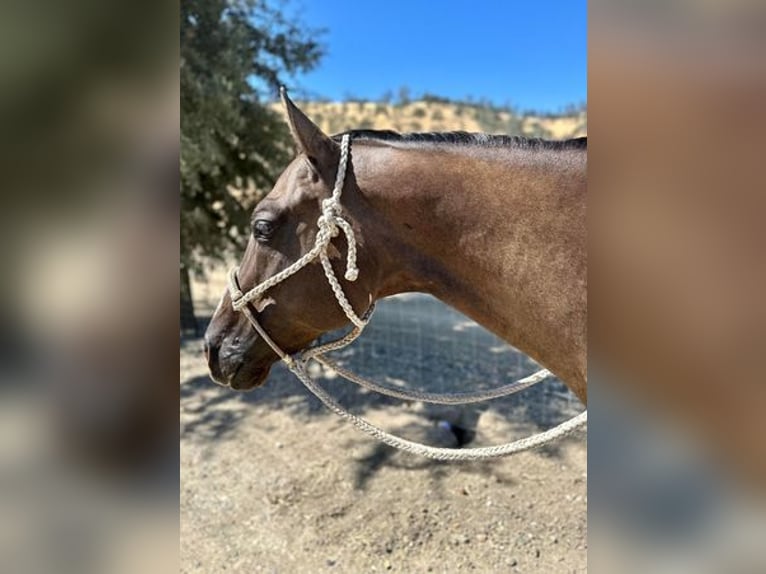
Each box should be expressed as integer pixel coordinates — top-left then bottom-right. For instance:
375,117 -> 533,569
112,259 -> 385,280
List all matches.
203,335 -> 219,364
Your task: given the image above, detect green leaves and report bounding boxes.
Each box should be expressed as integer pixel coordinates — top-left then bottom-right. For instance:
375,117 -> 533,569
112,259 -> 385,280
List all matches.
180,0 -> 324,270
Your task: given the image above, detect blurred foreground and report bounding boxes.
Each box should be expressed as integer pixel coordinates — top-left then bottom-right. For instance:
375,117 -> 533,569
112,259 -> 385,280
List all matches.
589,2 -> 766,572
0,1 -> 178,572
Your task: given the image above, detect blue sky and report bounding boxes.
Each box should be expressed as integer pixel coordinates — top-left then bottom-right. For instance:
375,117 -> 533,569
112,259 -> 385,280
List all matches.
288,0 -> 586,112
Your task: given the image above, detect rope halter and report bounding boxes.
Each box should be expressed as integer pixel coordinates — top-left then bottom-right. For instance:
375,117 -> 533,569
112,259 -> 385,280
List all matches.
225,133 -> 587,461
229,134 -> 365,329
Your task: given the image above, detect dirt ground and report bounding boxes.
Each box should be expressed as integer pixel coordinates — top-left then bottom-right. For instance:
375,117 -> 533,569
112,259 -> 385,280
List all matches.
181,285 -> 587,574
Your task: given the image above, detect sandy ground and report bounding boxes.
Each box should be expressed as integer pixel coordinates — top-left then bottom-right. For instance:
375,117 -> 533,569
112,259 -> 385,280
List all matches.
181,289 -> 587,573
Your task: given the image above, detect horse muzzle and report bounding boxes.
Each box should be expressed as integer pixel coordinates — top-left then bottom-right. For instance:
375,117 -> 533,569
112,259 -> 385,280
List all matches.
203,330 -> 272,390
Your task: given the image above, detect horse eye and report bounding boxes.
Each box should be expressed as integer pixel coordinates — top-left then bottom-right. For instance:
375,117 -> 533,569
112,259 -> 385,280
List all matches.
253,219 -> 276,241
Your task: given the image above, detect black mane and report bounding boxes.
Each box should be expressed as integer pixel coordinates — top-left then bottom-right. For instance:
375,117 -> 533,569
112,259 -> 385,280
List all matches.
333,130 -> 586,151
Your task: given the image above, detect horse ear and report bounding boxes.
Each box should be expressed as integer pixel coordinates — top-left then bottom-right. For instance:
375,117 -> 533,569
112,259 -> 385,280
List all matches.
280,86 -> 339,181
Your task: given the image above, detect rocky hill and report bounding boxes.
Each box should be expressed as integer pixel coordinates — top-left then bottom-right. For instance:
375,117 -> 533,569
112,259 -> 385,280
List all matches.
271,99 -> 587,139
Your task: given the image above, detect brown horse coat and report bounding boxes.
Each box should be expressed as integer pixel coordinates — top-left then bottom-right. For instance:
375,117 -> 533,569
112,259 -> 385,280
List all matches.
205,92 -> 587,403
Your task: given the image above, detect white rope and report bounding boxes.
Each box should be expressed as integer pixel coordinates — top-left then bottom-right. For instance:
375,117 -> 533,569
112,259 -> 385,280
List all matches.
228,134 -> 365,327
311,355 -> 553,405
227,133 -> 587,460
292,359 -> 587,462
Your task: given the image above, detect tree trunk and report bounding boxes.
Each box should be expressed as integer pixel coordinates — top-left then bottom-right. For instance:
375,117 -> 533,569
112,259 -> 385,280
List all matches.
180,265 -> 199,337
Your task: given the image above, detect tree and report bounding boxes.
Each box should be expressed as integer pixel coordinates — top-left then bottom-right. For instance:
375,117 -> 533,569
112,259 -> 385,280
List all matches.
397,85 -> 411,107
180,0 -> 323,334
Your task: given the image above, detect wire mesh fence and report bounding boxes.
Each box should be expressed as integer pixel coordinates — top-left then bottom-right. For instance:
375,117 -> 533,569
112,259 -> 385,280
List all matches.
189,264 -> 582,430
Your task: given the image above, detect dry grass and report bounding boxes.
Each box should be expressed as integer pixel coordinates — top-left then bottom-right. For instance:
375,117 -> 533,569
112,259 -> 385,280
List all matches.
271,100 -> 587,140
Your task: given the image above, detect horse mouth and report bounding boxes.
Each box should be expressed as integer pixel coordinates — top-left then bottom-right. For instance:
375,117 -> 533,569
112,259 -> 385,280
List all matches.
228,364 -> 271,391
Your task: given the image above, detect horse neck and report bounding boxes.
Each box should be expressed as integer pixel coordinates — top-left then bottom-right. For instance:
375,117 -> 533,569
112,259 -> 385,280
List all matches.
349,143 -> 587,401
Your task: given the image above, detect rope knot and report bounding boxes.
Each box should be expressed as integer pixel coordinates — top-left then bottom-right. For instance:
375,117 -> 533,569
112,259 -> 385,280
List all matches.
321,198 -> 339,218
319,198 -> 342,237
317,215 -> 339,238
344,268 -> 358,281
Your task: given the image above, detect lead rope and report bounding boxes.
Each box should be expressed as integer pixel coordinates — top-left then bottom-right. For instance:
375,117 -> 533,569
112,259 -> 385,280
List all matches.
291,359 -> 588,461
228,134 -> 587,461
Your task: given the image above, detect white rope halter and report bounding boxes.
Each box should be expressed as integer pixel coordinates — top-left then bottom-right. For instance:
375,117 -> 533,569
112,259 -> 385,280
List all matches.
227,133 -> 587,461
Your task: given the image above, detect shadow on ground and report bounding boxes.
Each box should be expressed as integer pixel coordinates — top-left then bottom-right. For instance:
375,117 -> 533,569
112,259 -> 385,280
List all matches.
181,294 -> 585,487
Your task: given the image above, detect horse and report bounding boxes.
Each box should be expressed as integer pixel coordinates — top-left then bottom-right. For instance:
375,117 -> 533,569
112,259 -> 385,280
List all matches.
204,90 -> 587,405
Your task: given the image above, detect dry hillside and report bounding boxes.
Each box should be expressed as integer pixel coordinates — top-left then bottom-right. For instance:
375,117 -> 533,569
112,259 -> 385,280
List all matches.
271,99 -> 587,140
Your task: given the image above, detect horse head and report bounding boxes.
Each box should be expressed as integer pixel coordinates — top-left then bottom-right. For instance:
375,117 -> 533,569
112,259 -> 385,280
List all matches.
204,91 -> 374,390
